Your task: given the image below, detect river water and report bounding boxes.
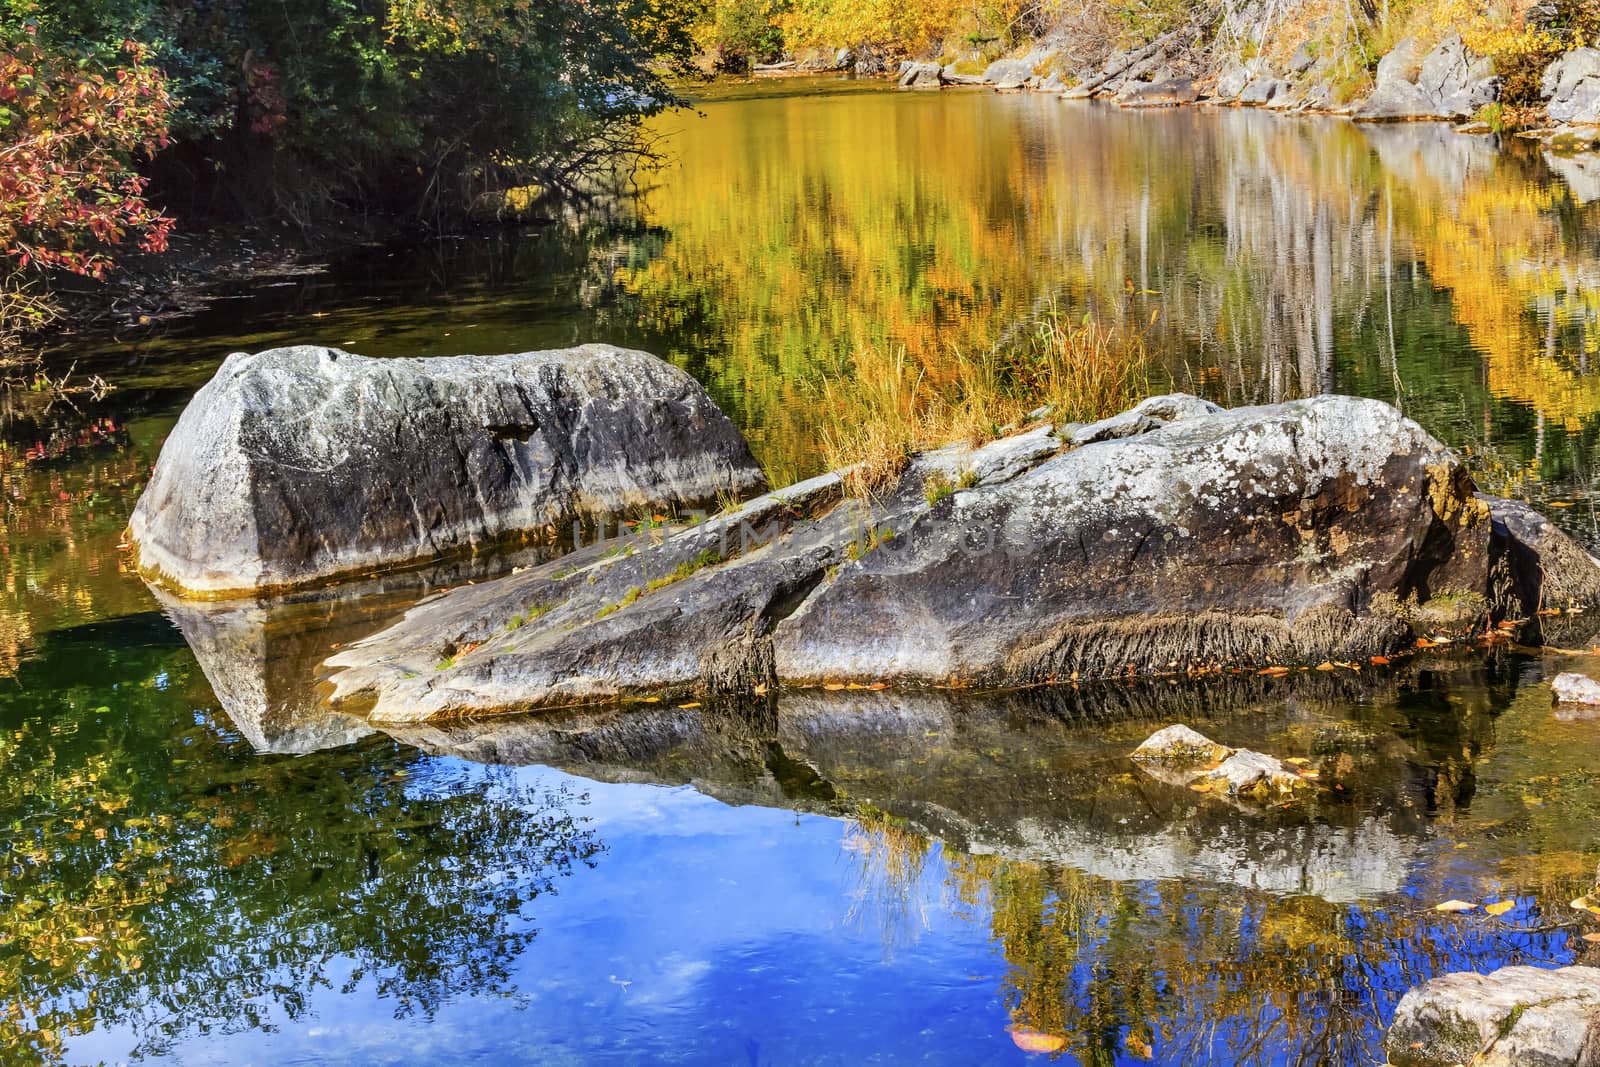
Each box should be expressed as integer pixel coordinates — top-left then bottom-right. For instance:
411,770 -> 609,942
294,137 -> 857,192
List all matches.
5,77 -> 1600,1064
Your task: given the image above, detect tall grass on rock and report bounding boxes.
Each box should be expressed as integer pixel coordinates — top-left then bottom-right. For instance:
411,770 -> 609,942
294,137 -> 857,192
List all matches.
818,309 -> 1150,496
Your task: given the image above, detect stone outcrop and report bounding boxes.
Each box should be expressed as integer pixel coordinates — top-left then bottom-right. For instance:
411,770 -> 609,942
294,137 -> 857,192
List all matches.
129,344 -> 765,597
322,393 -> 1600,724
1544,48 -> 1600,125
1386,965 -> 1600,1066
1356,35 -> 1498,122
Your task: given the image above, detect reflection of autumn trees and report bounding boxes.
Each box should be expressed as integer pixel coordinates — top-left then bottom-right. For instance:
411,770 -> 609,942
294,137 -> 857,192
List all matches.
0,420 -> 154,672
837,825 -> 1587,1065
611,96 -> 1600,509
0,629 -> 601,1064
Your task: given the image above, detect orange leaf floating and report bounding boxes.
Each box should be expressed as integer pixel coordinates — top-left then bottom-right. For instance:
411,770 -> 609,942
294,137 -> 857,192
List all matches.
1010,1030 -> 1067,1054
1370,655 -> 1391,665
1485,900 -> 1515,917
1315,661 -> 1336,671
1258,666 -> 1291,677
1584,933 -> 1600,943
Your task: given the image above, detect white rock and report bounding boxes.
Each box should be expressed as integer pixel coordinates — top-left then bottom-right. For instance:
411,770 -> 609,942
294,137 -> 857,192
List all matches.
1553,672 -> 1600,706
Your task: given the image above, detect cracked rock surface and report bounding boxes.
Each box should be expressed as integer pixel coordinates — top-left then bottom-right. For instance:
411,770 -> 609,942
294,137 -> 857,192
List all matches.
323,393 -> 1600,724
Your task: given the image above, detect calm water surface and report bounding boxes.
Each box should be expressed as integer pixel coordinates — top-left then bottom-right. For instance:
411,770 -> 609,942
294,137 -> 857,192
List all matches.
6,78 -> 1600,1065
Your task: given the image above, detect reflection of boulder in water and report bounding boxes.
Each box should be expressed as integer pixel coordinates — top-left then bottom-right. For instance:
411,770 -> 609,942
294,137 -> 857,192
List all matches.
156,547 -> 559,754
1545,149 -> 1600,205
384,669 -> 1505,902
158,592 -> 377,754
1358,121 -> 1497,192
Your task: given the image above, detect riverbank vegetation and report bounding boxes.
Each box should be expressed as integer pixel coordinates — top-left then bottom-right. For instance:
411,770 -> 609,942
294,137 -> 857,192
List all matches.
0,0 -> 690,358
819,310 -> 1150,495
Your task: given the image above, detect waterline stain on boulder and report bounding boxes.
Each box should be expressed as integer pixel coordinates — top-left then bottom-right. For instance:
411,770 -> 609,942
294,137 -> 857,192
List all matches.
129,344 -> 766,597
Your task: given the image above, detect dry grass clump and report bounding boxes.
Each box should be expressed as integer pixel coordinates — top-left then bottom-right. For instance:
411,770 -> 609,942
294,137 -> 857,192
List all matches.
818,309 -> 1149,496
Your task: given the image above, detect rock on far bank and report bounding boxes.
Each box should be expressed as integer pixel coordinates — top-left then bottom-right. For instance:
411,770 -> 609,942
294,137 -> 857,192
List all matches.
1355,34 -> 1498,122
1386,965 -> 1600,1067
324,393 -> 1600,724
1544,47 -> 1600,125
129,344 -> 766,597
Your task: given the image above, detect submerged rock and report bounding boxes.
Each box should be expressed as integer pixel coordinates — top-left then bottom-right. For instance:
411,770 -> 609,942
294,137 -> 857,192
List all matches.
1386,965 -> 1600,1066
1201,750 -> 1306,799
1554,673 -> 1600,706
129,344 -> 764,597
323,392 -> 1600,723
1130,723 -> 1231,764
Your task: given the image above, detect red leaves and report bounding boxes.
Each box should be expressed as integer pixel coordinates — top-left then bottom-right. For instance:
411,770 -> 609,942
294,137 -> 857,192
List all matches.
0,30 -> 174,279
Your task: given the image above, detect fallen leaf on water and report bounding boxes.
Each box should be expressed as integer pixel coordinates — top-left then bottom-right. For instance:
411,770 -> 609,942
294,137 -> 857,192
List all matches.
1258,666 -> 1291,677
868,683 -> 887,690
677,702 -> 701,709
1189,782 -> 1212,793
1454,842 -> 1470,849
1010,1030 -> 1067,1054
1371,655 -> 1391,665
1523,795 -> 1545,806
1297,769 -> 1321,779
1284,757 -> 1310,766
1486,900 -> 1516,917
1315,661 -> 1336,671
1434,900 -> 1477,913
1584,933 -> 1600,943
1550,501 -> 1575,507
752,684 -> 769,696
823,683 -> 847,691
1415,638 -> 1435,649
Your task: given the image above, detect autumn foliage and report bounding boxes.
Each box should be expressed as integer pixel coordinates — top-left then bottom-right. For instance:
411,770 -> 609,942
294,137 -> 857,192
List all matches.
0,26 -> 173,281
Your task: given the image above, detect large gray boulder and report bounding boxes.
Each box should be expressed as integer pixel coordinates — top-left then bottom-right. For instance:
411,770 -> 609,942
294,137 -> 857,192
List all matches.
129,344 -> 766,597
1386,965 -> 1600,1066
1357,34 -> 1498,121
1545,47 -> 1600,124
324,394 -> 1600,723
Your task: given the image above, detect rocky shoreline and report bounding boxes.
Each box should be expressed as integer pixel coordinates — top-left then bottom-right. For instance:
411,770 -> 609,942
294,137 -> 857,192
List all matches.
885,34 -> 1600,158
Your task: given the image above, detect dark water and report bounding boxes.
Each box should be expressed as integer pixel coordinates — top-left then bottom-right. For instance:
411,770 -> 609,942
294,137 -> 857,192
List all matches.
6,78 -> 1600,1064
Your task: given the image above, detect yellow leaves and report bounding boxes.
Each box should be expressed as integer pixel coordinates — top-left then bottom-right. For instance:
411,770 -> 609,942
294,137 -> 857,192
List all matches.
1572,896 -> 1600,916
1010,1029 -> 1067,1054
1434,899 -> 1477,912
1485,900 -> 1516,917
1258,666 -> 1291,677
